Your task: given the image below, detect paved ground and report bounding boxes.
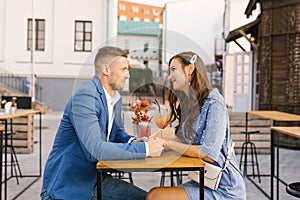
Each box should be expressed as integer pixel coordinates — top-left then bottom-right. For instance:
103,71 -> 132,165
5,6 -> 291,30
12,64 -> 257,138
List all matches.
3,111 -> 300,199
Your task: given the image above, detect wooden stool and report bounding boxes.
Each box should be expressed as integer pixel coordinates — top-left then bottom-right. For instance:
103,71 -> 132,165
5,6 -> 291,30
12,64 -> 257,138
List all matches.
239,130 -> 261,182
286,182 -> 300,198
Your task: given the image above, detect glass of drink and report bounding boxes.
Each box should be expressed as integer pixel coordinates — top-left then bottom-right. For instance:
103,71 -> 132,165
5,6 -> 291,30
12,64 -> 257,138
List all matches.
154,105 -> 170,139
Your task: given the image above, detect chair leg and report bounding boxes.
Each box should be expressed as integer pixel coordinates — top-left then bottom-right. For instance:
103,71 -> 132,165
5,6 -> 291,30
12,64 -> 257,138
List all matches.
160,172 -> 165,186
243,142 -> 251,176
250,143 -> 255,179
128,172 -> 134,184
240,142 -> 246,172
10,146 -> 23,184
176,171 -> 182,185
253,143 -> 261,183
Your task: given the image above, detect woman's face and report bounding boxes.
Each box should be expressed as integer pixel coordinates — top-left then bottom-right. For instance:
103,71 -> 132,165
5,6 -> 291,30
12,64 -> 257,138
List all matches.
168,58 -> 189,92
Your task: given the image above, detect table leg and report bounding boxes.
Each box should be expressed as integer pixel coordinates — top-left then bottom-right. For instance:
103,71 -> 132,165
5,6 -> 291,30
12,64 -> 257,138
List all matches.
39,112 -> 42,177
171,171 -> 174,186
276,132 -> 279,200
4,120 -> 8,200
97,170 -> 102,200
0,126 -> 3,200
271,130 -> 274,200
244,113 -> 249,176
199,168 -> 204,200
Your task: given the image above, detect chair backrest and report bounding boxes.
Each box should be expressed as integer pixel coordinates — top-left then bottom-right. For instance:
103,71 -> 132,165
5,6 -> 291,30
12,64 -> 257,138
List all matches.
1,96 -> 32,109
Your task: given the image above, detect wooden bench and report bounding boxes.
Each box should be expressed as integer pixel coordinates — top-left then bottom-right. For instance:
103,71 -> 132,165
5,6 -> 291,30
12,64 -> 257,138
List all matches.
0,112 -> 35,154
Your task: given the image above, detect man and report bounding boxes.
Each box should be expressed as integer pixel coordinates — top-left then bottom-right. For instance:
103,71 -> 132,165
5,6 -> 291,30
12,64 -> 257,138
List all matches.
41,46 -> 164,199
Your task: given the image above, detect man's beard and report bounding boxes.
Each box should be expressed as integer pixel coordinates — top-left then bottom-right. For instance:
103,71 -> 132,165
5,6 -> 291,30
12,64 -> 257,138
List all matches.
109,80 -> 124,91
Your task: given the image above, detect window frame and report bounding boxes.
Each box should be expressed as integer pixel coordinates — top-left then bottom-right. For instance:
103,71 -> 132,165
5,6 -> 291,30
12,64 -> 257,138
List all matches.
74,20 -> 92,52
27,18 -> 45,51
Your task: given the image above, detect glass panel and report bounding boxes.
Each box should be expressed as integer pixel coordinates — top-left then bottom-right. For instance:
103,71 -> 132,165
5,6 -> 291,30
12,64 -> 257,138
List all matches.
37,40 -> 44,50
119,4 -> 126,11
85,22 -> 92,32
236,85 -> 242,93
75,41 -> 83,51
237,55 -> 242,63
76,32 -> 84,40
27,40 -> 32,49
84,41 -> 91,51
85,32 -> 91,40
38,31 -> 44,39
244,86 -> 249,93
120,15 -> 127,20
37,20 -> 45,30
244,65 -> 249,73
237,65 -> 242,73
28,30 -> 32,39
244,55 -> 249,63
244,75 -> 249,83
236,75 -> 242,83
76,22 -> 84,31
28,19 -> 32,31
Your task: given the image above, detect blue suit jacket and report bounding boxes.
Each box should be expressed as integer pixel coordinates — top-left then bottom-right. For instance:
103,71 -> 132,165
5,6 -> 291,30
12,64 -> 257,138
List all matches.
42,75 -> 146,199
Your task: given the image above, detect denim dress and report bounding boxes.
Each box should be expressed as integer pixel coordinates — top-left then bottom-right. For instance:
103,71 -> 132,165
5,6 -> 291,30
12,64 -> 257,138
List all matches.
176,89 -> 246,200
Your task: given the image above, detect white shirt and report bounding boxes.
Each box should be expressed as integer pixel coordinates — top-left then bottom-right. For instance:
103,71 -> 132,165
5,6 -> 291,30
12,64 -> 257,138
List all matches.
103,88 -> 149,156
103,88 -> 120,142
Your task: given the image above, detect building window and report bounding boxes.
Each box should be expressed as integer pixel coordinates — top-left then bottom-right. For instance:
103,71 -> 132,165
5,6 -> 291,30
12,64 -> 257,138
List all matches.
119,3 -> 126,11
144,18 -> 150,22
133,17 -> 140,21
120,15 -> 127,21
27,19 -> 45,51
74,20 -> 92,52
153,9 -> 159,16
154,17 -> 160,23
142,8 -> 149,14
132,6 -> 139,13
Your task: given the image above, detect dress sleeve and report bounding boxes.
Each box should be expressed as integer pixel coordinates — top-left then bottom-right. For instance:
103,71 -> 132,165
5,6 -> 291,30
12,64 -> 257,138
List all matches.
198,100 -> 227,161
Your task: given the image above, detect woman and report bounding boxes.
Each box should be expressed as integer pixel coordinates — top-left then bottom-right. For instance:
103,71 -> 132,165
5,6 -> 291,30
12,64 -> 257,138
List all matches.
147,52 -> 246,200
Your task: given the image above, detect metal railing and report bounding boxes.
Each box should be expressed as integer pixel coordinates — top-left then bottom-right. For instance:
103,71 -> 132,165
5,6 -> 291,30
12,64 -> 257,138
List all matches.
0,69 -> 42,101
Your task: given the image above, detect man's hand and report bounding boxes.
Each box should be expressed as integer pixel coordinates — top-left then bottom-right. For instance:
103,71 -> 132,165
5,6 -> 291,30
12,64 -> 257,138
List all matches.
132,137 -> 148,142
147,137 -> 165,157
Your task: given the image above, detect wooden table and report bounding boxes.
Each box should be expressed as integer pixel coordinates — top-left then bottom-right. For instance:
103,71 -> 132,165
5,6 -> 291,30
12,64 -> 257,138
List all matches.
270,126 -> 300,200
271,127 -> 300,139
97,150 -> 206,200
0,109 -> 42,200
245,111 -> 300,200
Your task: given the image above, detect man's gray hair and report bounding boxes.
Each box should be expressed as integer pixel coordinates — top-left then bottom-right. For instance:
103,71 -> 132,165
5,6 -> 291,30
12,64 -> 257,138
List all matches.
94,46 -> 128,73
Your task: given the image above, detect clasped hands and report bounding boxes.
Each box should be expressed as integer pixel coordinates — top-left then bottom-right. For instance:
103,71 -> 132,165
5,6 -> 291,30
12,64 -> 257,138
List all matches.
133,129 -> 173,157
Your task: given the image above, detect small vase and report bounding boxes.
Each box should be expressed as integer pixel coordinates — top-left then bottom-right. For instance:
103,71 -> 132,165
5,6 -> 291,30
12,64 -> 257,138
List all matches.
132,123 -> 139,138
139,121 -> 151,138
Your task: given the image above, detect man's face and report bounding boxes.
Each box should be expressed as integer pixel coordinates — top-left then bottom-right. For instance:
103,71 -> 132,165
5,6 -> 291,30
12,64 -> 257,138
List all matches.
107,56 -> 130,91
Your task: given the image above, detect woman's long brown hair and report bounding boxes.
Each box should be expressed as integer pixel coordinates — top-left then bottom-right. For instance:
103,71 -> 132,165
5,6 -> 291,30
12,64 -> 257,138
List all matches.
168,52 -> 211,136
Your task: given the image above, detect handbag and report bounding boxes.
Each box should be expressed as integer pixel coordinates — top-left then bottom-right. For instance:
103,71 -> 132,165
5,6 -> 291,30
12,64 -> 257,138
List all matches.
188,142 -> 235,190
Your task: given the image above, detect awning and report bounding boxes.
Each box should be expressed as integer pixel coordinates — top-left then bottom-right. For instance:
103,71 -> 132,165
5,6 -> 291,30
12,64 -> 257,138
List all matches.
245,0 -> 259,18
225,17 -> 260,51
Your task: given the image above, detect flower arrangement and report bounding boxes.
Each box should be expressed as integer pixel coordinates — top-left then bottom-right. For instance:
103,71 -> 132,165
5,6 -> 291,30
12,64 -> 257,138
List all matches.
131,99 -> 151,124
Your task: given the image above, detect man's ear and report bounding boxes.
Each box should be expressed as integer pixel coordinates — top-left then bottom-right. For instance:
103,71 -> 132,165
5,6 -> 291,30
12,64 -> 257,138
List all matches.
102,64 -> 110,75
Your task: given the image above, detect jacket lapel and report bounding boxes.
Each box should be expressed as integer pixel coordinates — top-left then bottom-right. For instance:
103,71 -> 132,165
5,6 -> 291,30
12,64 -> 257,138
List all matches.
92,75 -> 109,138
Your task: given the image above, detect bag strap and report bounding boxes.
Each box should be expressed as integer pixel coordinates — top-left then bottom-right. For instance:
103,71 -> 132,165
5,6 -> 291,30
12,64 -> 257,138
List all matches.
222,142 -> 235,171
